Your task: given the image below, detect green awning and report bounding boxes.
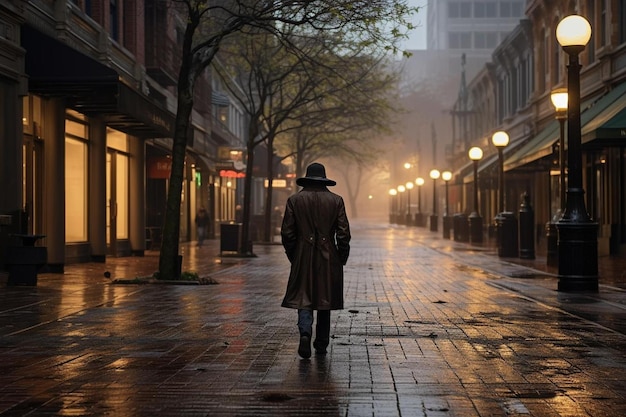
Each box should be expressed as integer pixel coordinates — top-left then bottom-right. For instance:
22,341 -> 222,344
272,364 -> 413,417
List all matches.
582,96 -> 626,145
503,120 -> 559,172
504,81 -> 626,171
462,153 -> 498,184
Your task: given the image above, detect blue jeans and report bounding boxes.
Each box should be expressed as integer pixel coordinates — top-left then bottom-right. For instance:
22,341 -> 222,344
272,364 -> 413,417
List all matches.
197,226 -> 206,245
297,309 -> 331,347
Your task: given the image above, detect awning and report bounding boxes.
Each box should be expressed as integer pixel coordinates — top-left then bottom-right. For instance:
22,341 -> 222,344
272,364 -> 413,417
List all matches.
504,81 -> 626,171
503,120 -> 559,172
462,137 -> 526,183
106,83 -> 175,138
452,159 -> 474,182
22,25 -> 175,138
582,93 -> 626,145
195,154 -> 216,171
463,153 -> 499,184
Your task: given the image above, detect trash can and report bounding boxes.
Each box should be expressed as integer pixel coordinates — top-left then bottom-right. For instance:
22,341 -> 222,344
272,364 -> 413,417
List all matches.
453,213 -> 469,242
6,234 -> 47,286
495,212 -> 518,257
220,223 -> 242,255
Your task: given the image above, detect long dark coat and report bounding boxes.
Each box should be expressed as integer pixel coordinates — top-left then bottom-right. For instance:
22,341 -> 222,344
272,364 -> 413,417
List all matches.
281,185 -> 351,310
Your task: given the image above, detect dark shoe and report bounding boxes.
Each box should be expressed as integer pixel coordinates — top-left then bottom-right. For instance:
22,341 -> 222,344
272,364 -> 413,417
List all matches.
313,340 -> 328,355
298,334 -> 311,359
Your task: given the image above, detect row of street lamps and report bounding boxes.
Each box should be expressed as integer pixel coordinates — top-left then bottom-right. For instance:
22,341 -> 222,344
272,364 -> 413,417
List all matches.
389,131 -> 502,244
389,14 -> 598,292
388,169 -> 452,231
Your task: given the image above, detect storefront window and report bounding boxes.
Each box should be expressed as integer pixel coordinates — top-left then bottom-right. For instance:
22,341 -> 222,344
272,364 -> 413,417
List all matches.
65,137 -> 88,242
116,154 -> 129,240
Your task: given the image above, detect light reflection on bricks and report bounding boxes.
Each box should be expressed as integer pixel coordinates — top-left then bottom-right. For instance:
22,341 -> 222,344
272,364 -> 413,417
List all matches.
0,223 -> 624,416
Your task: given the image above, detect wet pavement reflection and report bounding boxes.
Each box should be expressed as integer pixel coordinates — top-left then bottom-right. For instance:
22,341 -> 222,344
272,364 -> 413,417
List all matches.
0,223 -> 624,416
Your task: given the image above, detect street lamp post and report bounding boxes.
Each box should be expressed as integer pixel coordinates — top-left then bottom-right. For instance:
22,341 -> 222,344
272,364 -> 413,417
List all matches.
415,177 -> 425,227
405,182 -> 414,225
397,185 -> 406,225
492,131 -> 517,257
388,188 -> 397,224
492,131 -> 509,214
555,15 -> 598,292
441,171 -> 452,239
551,89 -> 568,211
429,169 -> 440,232
547,88 -> 568,266
468,147 -> 483,244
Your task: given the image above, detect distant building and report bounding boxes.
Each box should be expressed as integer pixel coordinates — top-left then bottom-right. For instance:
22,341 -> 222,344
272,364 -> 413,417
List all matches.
426,0 -> 525,80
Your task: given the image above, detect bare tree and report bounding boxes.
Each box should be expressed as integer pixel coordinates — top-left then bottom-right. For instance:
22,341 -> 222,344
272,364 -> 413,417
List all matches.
158,0 -> 418,277
328,139 -> 389,218
275,55 -> 401,178
214,26 -> 406,246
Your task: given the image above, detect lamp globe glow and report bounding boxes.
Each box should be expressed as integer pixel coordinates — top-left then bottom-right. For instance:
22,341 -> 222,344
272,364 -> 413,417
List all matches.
406,182 -> 414,190
556,15 -> 592,48
416,177 -> 425,186
404,162 -> 411,169
469,147 -> 483,161
429,169 -> 440,180
491,131 -> 509,148
441,171 -> 452,182
389,189 -> 397,196
550,88 -> 568,112
398,185 -> 406,193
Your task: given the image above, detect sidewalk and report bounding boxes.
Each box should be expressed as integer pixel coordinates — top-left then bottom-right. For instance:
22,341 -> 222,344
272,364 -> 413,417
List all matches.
0,222 -> 624,416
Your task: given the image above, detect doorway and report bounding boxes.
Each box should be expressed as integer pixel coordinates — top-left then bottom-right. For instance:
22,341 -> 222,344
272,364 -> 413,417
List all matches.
106,150 -> 129,256
22,135 -> 44,235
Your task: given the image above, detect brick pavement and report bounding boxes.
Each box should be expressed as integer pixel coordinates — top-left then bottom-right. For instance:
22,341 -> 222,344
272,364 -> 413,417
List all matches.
0,222 -> 624,416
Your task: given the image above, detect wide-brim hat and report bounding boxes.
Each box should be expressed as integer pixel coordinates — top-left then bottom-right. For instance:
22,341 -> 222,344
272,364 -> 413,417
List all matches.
296,162 -> 336,186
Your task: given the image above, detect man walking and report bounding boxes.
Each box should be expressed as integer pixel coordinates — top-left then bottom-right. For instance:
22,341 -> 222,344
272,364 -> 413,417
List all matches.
195,207 -> 209,247
281,162 -> 351,358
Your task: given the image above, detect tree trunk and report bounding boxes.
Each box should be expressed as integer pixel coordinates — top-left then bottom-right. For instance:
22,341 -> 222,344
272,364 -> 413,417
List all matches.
263,136 -> 275,242
158,68 -> 194,279
241,122 -> 259,255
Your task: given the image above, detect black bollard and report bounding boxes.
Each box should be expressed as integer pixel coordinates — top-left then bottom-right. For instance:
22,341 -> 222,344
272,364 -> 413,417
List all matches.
453,213 -> 469,242
495,212 -> 518,257
545,212 -> 560,267
518,193 -> 535,259
443,215 -> 451,239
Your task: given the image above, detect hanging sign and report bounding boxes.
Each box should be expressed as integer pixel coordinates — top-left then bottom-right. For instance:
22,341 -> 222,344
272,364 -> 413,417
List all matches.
147,157 -> 172,179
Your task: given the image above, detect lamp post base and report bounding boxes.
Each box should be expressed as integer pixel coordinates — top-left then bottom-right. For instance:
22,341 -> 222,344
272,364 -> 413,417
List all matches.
469,212 -> 483,244
430,215 -> 438,232
556,220 -> 598,292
